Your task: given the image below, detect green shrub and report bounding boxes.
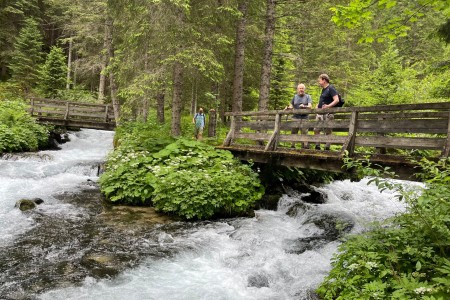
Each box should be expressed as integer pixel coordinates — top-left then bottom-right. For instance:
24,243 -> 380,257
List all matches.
0,100 -> 49,153
150,139 -> 264,219
99,137 -> 264,219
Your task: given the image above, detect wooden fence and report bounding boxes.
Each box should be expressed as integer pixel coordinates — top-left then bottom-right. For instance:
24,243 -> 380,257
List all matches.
222,102 -> 450,159
29,98 -> 116,130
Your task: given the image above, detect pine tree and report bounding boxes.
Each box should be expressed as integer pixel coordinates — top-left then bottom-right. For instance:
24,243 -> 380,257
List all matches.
39,46 -> 68,98
9,18 -> 44,92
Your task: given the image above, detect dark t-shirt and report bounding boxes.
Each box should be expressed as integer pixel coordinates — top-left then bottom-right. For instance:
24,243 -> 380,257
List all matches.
318,85 -> 338,108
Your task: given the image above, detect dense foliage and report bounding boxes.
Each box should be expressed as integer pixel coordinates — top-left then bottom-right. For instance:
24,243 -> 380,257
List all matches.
39,46 -> 68,98
0,100 -> 48,153
317,157 -> 450,299
99,121 -> 264,219
1,0 -> 449,130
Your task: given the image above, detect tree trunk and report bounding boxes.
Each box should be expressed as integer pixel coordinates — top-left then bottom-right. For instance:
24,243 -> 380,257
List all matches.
142,98 -> 149,122
106,17 -> 120,123
98,19 -> 109,104
231,0 -> 248,113
66,38 -> 72,90
208,109 -> 217,137
190,78 -> 197,115
171,62 -> 184,136
258,0 -> 276,111
156,91 -> 165,124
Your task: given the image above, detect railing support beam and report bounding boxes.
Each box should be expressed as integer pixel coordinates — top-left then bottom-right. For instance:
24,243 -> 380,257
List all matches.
340,111 -> 358,157
265,113 -> 281,151
443,111 -> 450,158
223,115 -> 235,146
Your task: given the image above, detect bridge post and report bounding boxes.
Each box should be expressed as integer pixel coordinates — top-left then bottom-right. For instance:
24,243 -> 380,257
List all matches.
64,102 -> 70,120
265,113 -> 281,151
443,111 -> 450,158
104,105 -> 109,122
30,98 -> 35,116
223,115 -> 235,146
340,111 -> 358,157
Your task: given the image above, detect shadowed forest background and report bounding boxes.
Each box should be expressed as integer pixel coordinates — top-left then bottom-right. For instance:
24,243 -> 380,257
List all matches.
1,0 -> 450,136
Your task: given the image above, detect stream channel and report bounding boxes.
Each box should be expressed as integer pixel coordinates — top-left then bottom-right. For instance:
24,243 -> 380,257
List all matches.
0,129 -> 409,300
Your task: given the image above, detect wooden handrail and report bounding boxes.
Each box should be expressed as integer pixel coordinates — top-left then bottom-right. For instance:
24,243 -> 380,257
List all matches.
28,97 -> 116,130
222,102 -> 450,159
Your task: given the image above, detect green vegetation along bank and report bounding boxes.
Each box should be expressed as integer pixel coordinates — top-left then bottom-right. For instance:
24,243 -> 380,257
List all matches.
317,158 -> 450,299
99,121 -> 265,220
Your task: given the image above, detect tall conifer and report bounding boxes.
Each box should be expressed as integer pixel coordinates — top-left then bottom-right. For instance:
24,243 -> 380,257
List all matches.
39,46 -> 67,98
9,18 -> 44,92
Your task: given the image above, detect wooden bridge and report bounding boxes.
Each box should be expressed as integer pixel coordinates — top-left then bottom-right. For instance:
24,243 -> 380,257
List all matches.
29,98 -> 116,130
218,102 -> 450,180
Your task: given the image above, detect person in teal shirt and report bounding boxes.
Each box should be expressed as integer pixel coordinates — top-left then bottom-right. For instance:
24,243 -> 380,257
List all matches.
193,107 -> 206,140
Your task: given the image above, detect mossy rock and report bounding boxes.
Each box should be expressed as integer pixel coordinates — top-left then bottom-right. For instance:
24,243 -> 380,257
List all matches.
15,198 -> 44,211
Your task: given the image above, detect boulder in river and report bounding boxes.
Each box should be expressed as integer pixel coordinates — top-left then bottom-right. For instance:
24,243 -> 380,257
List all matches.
15,198 -> 44,211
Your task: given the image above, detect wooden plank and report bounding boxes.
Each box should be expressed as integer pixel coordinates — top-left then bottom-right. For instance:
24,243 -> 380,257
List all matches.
69,106 -> 107,113
31,108 -> 66,115
224,102 -> 450,117
278,134 -> 347,144
234,132 -> 272,141
30,97 -> 112,108
358,111 -> 450,120
355,136 -> 445,149
357,119 -> 449,134
35,117 -> 115,131
281,119 -> 350,131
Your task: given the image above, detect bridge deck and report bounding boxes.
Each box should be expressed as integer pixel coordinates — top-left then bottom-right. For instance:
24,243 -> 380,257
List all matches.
220,102 -> 450,180
29,98 -> 116,130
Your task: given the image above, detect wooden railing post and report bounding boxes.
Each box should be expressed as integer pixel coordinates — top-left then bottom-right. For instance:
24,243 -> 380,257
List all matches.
265,113 -> 281,151
30,98 -> 35,116
223,115 -> 235,146
340,111 -> 358,157
64,102 -> 70,120
104,105 -> 109,122
442,111 -> 450,158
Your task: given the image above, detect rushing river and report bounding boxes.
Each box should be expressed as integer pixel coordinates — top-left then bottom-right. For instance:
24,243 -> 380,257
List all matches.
0,129 -> 409,300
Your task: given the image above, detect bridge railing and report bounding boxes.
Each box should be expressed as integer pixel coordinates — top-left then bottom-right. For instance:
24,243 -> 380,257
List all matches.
29,98 -> 116,130
223,102 -> 450,158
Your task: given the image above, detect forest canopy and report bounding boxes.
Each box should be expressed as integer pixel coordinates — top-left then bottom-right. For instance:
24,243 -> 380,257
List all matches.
0,0 -> 449,134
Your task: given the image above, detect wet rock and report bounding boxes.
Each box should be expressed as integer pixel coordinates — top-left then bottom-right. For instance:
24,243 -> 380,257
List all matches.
302,189 -> 326,204
33,198 -> 44,205
80,253 -> 122,278
15,198 -> 43,211
283,236 -> 327,254
306,212 -> 354,239
255,194 -> 281,210
247,272 -> 270,288
286,201 -> 311,217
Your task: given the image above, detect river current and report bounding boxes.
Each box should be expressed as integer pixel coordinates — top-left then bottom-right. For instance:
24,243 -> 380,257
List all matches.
0,129 -> 409,299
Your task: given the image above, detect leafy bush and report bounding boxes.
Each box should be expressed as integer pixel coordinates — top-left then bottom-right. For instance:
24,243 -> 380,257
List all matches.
100,135 -> 264,219
317,157 -> 450,299
150,139 -> 264,219
0,100 -> 49,153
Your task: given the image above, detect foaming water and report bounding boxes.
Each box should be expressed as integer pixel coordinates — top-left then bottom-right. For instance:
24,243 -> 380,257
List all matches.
40,178 -> 416,300
0,129 -> 114,246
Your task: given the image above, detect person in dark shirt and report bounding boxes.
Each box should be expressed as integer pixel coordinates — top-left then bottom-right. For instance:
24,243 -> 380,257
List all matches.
313,74 -> 339,150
